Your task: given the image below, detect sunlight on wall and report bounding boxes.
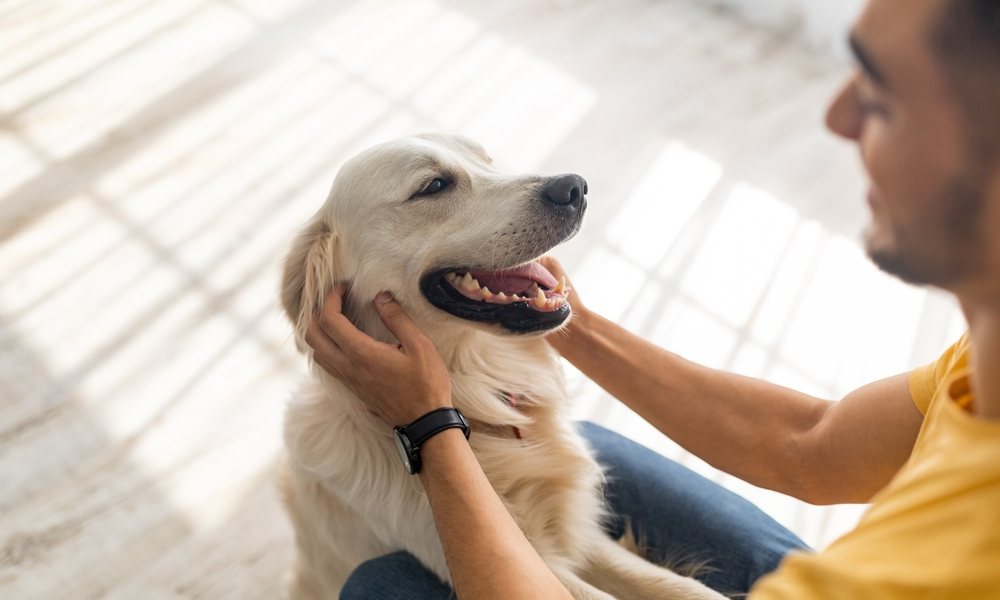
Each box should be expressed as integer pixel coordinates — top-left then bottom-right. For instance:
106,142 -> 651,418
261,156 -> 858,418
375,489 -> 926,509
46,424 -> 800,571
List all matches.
7,0 -> 254,158
606,142 -> 723,271
0,135 -> 42,197
308,0 -> 597,170
679,183 -> 798,329
773,236 -> 925,394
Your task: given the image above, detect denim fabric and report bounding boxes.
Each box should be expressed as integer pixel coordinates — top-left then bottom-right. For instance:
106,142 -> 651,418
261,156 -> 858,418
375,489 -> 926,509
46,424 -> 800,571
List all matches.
340,421 -> 810,599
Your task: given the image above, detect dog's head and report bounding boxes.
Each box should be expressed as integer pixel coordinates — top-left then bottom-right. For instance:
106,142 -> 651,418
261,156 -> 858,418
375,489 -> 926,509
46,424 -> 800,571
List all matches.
281,133 -> 587,346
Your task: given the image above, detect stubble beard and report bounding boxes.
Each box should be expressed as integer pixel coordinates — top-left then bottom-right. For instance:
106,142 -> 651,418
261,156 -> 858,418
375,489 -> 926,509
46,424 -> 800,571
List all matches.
865,171 -> 987,289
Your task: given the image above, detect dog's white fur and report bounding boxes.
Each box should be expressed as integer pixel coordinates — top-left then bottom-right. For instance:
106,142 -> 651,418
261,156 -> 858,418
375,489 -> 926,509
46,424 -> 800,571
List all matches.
279,134 -> 724,600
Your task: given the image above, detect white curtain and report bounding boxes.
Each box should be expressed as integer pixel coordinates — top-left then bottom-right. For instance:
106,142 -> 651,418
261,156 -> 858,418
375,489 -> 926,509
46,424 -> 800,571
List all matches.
708,0 -> 866,57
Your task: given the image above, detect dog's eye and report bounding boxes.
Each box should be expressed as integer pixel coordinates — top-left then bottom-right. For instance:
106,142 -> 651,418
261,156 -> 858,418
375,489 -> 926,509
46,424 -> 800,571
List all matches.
416,178 -> 451,197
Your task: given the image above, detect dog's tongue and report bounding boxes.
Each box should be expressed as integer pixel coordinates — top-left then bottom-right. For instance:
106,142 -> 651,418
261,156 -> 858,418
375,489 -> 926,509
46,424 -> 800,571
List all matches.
468,262 -> 559,294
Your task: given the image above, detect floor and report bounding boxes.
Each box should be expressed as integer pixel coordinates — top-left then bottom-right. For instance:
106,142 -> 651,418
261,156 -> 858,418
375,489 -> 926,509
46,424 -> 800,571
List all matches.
0,0 -> 965,598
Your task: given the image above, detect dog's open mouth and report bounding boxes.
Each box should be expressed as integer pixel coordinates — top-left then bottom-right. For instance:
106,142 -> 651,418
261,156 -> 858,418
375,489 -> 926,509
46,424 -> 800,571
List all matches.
447,263 -> 569,311
420,261 -> 572,333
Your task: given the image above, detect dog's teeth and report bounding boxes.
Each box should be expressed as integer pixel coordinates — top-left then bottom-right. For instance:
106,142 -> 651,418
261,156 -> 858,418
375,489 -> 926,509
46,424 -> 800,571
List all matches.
555,277 -> 565,293
480,287 -> 493,299
534,288 -> 546,308
496,291 -> 507,301
462,274 -> 480,292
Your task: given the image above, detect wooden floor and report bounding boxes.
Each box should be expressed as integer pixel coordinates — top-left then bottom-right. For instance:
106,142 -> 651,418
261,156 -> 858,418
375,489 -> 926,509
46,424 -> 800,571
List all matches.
0,0 -> 964,598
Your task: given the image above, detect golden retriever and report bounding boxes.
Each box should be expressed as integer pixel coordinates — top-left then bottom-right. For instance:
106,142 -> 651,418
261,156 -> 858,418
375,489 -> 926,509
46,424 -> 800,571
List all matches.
278,133 -> 724,600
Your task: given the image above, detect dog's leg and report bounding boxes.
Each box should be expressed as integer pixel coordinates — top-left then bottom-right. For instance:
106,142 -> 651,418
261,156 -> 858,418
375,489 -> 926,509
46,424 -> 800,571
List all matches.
281,466 -> 390,599
581,536 -> 728,600
283,478 -> 354,599
550,565 -> 619,600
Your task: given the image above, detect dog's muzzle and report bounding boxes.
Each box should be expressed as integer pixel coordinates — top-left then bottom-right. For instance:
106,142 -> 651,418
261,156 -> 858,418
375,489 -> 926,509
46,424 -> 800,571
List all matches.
419,173 -> 586,334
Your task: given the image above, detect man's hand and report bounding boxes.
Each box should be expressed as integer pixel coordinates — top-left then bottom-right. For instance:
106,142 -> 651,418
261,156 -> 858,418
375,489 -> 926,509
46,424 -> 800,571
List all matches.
304,285 -> 452,426
537,256 -> 590,355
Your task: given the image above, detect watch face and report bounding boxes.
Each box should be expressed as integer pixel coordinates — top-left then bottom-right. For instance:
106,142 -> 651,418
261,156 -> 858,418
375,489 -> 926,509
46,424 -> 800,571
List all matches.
393,429 -> 414,473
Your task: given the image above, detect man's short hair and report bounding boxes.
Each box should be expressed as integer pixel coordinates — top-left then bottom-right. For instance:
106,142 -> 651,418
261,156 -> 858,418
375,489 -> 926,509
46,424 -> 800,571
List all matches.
932,0 -> 1000,163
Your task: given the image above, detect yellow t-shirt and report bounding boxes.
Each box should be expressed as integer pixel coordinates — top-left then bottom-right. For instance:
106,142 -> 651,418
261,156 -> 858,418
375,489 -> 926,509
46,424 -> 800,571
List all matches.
750,334 -> 1000,599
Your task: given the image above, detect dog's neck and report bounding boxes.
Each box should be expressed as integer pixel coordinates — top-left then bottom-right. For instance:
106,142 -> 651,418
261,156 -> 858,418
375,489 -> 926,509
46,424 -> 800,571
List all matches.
348,301 -> 558,366
326,303 -> 567,427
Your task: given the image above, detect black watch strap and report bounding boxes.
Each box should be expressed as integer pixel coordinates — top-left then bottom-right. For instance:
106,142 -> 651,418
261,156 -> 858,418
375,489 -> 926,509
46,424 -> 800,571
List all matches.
401,407 -> 470,447
394,408 -> 470,474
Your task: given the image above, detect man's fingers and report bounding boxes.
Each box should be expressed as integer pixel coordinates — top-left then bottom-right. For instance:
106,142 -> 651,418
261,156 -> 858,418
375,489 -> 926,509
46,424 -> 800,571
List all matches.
305,319 -> 351,371
321,282 -> 346,314
538,255 -> 565,279
374,292 -> 427,351
539,255 -> 572,289
313,355 -> 344,380
317,285 -> 380,356
314,287 -> 426,360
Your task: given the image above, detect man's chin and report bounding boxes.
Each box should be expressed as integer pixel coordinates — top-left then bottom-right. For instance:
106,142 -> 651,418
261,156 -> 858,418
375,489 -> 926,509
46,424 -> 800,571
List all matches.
864,226 -> 912,281
866,237 -> 958,288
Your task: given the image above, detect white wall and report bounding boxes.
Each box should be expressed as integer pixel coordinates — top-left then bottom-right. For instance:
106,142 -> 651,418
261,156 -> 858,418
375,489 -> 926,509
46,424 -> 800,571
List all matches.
707,0 -> 866,57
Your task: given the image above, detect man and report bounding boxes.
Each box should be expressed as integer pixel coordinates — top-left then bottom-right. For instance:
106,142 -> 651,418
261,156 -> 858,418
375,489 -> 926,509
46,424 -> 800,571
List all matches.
304,0 -> 1000,597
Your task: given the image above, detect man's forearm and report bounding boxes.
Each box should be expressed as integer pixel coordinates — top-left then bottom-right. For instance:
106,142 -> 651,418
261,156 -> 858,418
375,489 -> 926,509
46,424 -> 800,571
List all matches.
553,309 -> 830,498
418,429 -> 573,600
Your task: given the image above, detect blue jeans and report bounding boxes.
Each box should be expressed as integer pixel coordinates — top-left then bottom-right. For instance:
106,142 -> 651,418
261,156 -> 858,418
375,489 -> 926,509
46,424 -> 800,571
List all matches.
341,422 -> 809,599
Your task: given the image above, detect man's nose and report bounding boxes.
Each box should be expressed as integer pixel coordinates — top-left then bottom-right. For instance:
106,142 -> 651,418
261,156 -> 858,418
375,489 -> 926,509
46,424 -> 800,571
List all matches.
826,77 -> 862,141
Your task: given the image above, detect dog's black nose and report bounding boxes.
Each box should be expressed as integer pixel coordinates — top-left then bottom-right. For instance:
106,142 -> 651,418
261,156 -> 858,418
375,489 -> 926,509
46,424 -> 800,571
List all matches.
541,174 -> 587,208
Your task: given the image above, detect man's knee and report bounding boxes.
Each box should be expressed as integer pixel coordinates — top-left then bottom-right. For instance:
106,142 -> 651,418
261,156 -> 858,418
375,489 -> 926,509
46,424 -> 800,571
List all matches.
340,551 -> 453,600
340,552 -> 407,599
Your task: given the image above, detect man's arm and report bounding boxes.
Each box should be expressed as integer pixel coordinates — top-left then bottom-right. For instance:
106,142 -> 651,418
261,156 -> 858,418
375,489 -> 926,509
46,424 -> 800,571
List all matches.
419,429 -> 573,600
543,260 -> 924,505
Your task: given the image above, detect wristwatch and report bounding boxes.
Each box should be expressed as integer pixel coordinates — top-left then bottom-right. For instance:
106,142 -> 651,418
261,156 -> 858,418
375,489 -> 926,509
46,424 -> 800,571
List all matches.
393,407 -> 471,474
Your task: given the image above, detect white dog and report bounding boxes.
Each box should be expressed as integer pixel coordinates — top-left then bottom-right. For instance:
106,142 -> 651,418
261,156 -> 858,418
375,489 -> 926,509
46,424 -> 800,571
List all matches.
279,133 -> 724,600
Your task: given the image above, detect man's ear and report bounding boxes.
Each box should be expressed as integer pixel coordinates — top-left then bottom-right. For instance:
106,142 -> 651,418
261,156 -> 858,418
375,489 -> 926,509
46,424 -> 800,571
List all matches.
280,219 -> 344,344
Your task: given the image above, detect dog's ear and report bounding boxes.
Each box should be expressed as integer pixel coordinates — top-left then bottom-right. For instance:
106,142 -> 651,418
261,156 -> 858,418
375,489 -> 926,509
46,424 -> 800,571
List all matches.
280,219 -> 345,345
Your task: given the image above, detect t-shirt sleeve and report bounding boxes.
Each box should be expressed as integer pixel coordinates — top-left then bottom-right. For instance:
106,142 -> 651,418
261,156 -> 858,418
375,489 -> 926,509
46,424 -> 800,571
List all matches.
908,361 -> 939,416
751,334 -> 976,600
907,333 -> 970,416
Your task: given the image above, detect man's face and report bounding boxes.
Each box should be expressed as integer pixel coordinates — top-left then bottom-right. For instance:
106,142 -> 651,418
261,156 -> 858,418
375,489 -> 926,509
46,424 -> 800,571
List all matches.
826,0 -> 999,292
